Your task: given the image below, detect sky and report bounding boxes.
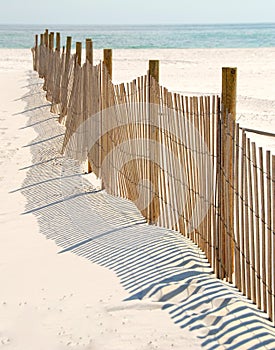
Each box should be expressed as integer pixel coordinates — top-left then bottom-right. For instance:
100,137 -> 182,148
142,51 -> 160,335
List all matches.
0,0 -> 274,25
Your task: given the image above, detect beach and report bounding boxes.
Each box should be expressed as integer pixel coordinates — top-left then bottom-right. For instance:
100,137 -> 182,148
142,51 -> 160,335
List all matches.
0,47 -> 275,349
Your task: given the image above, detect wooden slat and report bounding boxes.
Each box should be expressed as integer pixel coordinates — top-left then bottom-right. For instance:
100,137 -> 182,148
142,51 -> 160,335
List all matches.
259,147 -> 267,312
247,139 -> 256,303
56,32 -> 60,52
266,151 -> 272,320
240,131 -> 246,295
272,155 -> 275,325
252,142 -> 261,309
234,124 -> 241,290
244,137 -> 251,299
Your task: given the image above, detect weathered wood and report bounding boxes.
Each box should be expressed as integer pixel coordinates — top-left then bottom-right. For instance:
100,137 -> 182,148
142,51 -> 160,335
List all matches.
49,32 -> 54,51
244,137 -> 251,299
234,125 -> 241,289
247,139 -> 255,301
33,35 -> 39,71
149,60 -> 159,83
272,155 -> 275,325
76,42 -> 82,66
85,38 -> 94,174
240,131 -> 246,293
252,142 -> 261,309
222,67 -> 237,119
56,32 -> 61,52
65,36 -> 72,69
206,96 -> 212,263
221,67 -> 237,282
35,34 -> 38,48
101,50 -> 113,189
148,60 -> 160,224
266,151 -> 272,320
259,147 -> 267,312
103,49 -> 112,79
189,97 -> 196,244
44,29 -> 49,47
86,39 -> 93,65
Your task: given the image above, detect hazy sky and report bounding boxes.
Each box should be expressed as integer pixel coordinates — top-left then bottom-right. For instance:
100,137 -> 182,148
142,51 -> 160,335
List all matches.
0,0 -> 274,25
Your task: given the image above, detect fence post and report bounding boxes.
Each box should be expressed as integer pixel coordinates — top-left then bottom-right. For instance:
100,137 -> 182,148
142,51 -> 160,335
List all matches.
76,42 -> 82,66
33,34 -> 38,71
65,37 -> 72,69
101,49 -> 113,189
86,39 -> 93,65
49,32 -> 54,51
86,39 -> 93,174
103,49 -> 112,79
148,60 -> 160,224
56,32 -> 61,52
149,60 -> 159,82
44,29 -> 49,48
59,36 -> 72,120
42,29 -> 50,90
221,67 -> 237,283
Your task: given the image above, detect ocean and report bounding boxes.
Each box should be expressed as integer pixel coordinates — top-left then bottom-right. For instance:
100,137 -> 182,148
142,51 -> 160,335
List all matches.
0,23 -> 274,49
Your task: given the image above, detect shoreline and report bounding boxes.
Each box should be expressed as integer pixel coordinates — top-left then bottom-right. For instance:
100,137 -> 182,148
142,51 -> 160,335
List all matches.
0,22 -> 275,50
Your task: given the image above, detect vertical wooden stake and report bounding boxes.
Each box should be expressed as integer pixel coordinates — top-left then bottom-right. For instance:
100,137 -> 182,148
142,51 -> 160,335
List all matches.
86,39 -> 93,65
101,49 -> 112,188
35,34 -> 38,48
60,36 -> 72,119
56,32 -> 61,52
49,32 -> 54,51
86,38 -> 93,174
222,68 -> 237,118
40,33 -> 44,46
149,60 -> 159,83
33,34 -> 39,71
65,36 -> 72,69
221,67 -> 237,282
44,29 -> 49,47
76,42 -> 82,66
103,49 -> 112,79
148,60 -> 160,224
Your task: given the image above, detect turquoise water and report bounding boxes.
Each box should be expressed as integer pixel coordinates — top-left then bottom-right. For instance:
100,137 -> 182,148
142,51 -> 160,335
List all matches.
0,23 -> 274,49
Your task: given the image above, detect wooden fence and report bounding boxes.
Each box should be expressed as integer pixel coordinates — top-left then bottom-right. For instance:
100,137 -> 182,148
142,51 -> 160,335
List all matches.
32,30 -> 275,325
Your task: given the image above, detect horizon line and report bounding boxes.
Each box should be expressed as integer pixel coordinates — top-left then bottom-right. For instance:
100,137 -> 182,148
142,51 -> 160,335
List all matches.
0,21 -> 275,26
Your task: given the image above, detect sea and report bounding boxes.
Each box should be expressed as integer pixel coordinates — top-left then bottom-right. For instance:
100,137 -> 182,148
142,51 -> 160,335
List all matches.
0,23 -> 274,49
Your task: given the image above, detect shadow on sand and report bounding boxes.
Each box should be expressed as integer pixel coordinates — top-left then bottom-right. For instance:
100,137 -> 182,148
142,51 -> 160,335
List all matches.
16,71 -> 275,349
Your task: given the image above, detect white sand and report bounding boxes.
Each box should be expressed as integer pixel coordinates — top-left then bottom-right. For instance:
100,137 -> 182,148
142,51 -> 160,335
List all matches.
0,48 -> 275,349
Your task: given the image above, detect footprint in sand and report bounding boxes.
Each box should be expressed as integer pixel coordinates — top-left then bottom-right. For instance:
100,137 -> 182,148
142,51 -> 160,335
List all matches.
0,337 -> 11,345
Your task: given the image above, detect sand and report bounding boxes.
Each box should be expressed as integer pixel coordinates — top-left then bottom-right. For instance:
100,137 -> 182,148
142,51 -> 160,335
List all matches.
0,48 -> 275,349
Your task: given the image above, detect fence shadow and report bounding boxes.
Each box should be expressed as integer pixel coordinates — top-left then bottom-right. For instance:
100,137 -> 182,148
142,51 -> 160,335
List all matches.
17,70 -> 275,349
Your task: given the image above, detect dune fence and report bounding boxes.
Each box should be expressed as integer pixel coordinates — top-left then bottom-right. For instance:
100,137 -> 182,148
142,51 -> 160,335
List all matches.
32,30 -> 275,325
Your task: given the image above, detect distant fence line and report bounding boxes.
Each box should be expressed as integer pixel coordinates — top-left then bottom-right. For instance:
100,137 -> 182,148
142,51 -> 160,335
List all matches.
32,30 -> 275,325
